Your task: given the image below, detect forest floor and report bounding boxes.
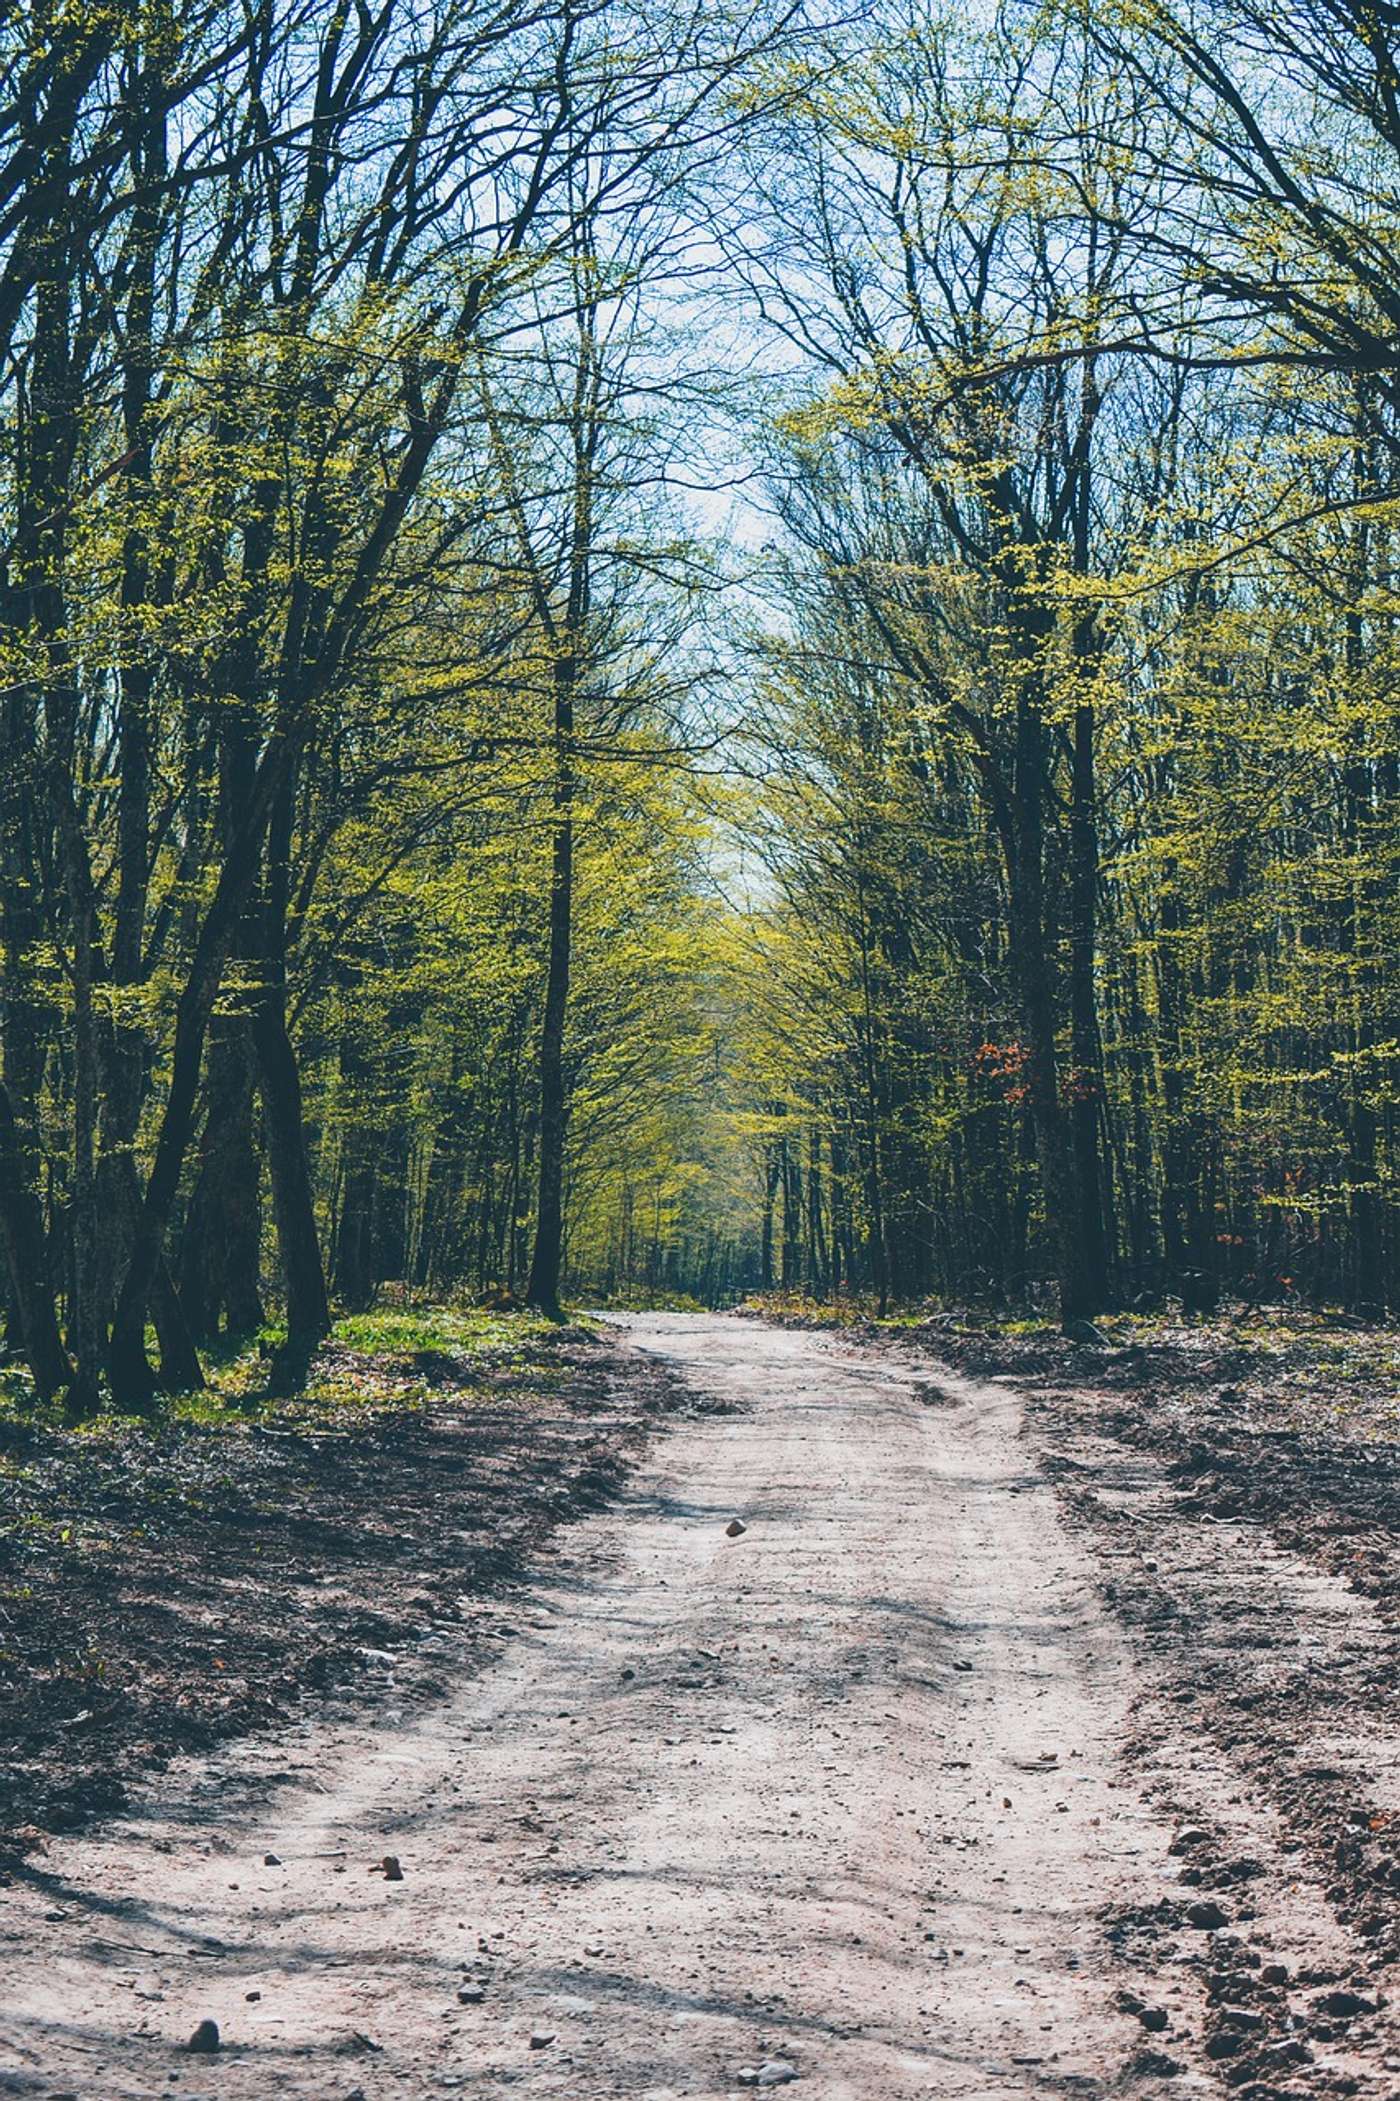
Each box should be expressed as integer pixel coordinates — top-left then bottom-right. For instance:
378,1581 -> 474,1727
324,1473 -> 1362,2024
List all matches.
1,1309 -> 1398,2100
0,1308 -> 684,1856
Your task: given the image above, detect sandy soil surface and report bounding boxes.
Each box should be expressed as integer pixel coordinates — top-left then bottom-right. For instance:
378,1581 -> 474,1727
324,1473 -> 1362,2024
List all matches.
1,1322 -> 678,1853
0,1315 -> 1392,2098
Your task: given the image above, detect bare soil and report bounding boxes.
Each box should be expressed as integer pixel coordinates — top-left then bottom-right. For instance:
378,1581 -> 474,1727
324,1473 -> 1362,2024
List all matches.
1,1325 -> 681,1856
918,1310 -> 1400,2096
0,1313 -> 1396,2100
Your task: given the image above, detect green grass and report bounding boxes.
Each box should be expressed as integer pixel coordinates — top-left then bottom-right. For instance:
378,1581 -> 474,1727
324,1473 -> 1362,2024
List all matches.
585,1287 -> 708,1314
0,1303 -> 582,1436
331,1304 -> 558,1357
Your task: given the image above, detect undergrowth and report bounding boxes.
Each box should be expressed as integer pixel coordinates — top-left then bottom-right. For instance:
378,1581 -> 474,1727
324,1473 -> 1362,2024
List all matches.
0,1304 -> 583,1440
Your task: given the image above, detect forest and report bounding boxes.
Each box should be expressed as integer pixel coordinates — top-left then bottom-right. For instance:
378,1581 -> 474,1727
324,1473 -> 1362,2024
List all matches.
4,0 -> 1400,1415
10,5 -> 1400,2097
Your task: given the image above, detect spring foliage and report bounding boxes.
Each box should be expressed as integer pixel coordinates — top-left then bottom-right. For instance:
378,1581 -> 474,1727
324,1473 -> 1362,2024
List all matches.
8,0 -> 1400,1408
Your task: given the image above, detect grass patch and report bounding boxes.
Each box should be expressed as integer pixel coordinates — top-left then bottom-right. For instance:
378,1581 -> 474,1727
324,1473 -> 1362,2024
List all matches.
332,1304 -> 558,1358
0,1303 -> 583,1441
585,1287 -> 709,1314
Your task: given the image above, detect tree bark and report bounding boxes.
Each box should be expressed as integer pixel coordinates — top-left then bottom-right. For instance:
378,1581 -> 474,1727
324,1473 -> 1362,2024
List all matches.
525,514 -> 583,1313
1068,695 -> 1112,1306
179,1016 -> 263,1342
252,768 -> 330,1383
254,997 -> 331,1380
0,1079 -> 73,1401
1004,617 -> 1095,1329
526,783 -> 573,1314
107,728 -> 299,1407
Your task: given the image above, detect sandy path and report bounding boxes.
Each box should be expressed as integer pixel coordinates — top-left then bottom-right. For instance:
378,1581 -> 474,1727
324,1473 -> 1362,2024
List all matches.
0,1316 -> 1198,2100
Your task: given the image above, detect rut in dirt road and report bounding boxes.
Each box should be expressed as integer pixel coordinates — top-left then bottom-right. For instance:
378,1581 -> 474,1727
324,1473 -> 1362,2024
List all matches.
2,1317 -> 1239,2096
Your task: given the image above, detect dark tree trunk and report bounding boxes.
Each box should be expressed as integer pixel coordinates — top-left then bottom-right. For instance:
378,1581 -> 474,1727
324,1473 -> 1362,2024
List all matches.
760,1142 -> 778,1288
333,1146 -> 376,1311
180,1016 -> 263,1342
0,1078 -> 73,1400
781,1137 -> 801,1286
15,68 -> 103,1410
526,635 -> 577,1314
254,996 -> 330,1380
97,66 -> 201,1394
1342,744 -> 1384,1315
1003,649 -> 1095,1329
829,1122 -> 856,1294
1068,696 -> 1111,1306
150,1257 -> 205,1393
108,731 -> 298,1408
1341,434 -> 1386,1313
806,1125 -> 829,1296
251,758 -> 329,1380
1156,870 -> 1218,1313
526,802 -> 573,1313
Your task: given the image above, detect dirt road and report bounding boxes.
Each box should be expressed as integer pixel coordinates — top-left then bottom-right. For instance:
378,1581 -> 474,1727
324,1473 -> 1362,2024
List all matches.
0,1316 -> 1389,2097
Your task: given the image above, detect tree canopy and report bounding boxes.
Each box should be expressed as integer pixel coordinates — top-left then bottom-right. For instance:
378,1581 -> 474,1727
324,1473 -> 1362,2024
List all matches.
6,0 -> 1400,1410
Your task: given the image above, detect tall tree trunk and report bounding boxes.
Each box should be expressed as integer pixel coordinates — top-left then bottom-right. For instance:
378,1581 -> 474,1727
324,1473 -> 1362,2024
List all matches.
1068,694 -> 1112,1306
108,730 -> 298,1407
1004,637 -> 1094,1329
1341,409 -> 1385,1313
253,769 -> 330,1383
1342,741 -> 1383,1314
96,67 -> 204,1397
254,998 -> 330,1378
781,1136 -> 801,1286
17,70 -> 101,1408
760,1140 -> 778,1288
180,1016 -> 263,1341
0,1078 -> 72,1400
526,782 -> 573,1313
807,1124 -> 829,1297
526,615 -> 579,1313
1156,868 -> 1217,1313
1009,870 -> 1088,1326
854,888 -> 890,1313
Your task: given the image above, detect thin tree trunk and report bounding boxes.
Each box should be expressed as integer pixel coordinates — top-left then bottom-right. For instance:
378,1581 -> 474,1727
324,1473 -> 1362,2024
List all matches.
1068,695 -> 1111,1306
0,1078 -> 73,1400
1005,658 -> 1093,1329
526,780 -> 573,1313
254,997 -> 331,1379
180,1017 -> 264,1341
760,1141 -> 778,1289
252,763 -> 330,1382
